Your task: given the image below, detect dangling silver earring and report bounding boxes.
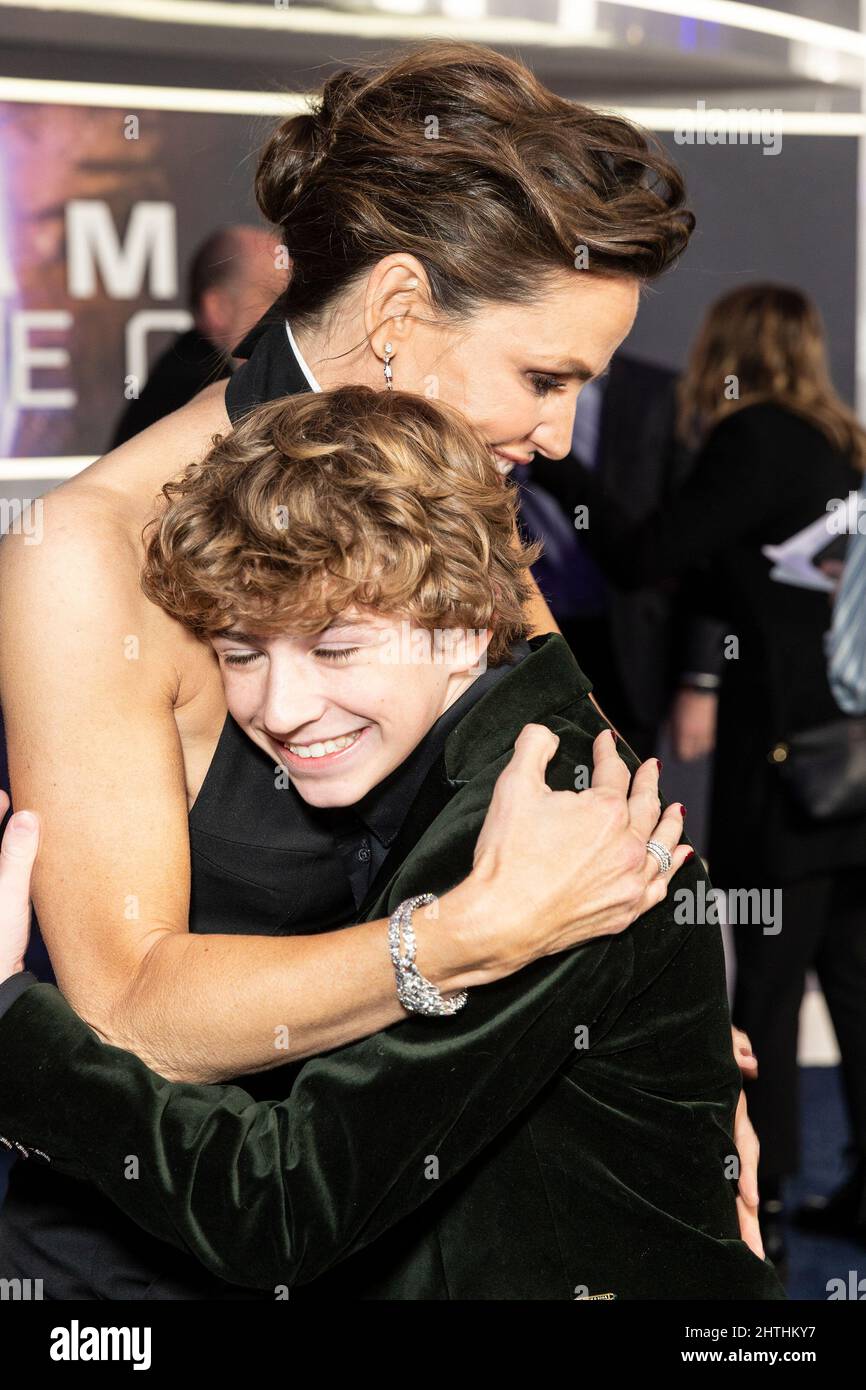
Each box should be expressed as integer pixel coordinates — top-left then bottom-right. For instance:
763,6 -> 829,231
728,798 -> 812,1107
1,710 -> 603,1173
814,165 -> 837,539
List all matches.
383,342 -> 394,390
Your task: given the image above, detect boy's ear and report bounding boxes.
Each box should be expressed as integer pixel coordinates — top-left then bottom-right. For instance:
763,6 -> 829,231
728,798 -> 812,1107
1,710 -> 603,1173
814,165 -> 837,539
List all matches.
455,627 -> 492,676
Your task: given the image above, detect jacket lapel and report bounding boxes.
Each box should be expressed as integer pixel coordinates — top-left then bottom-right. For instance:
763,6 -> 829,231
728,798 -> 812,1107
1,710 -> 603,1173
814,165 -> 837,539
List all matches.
443,633 -> 593,783
356,634 -> 594,921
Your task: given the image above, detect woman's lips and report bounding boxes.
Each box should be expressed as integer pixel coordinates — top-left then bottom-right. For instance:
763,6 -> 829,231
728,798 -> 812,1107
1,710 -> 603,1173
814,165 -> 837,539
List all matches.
274,725 -> 371,771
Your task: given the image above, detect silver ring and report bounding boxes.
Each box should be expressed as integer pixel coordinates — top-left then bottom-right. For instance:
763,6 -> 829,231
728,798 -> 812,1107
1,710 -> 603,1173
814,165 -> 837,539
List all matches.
646,839 -> 673,875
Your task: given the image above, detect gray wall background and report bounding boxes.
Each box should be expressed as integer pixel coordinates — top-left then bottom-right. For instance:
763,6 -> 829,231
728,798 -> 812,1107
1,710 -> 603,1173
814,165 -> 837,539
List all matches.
627,133 -> 858,404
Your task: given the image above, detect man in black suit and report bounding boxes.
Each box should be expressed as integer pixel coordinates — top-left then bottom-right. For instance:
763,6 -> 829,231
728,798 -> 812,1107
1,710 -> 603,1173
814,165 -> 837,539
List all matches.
109,226 -> 285,448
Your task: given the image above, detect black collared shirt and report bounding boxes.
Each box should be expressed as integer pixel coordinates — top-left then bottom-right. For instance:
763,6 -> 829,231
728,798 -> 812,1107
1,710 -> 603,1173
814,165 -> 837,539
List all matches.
319,640 -> 531,913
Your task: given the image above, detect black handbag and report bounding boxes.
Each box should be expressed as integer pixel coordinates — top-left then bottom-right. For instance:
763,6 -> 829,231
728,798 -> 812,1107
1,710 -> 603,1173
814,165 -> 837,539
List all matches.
769,715 -> 866,821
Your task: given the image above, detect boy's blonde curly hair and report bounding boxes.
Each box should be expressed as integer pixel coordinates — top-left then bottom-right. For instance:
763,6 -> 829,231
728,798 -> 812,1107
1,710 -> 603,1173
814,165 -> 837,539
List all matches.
140,385 -> 542,665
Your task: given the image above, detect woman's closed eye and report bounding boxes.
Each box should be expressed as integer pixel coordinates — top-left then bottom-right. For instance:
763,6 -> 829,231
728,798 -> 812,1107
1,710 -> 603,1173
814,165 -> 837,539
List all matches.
528,373 -> 567,397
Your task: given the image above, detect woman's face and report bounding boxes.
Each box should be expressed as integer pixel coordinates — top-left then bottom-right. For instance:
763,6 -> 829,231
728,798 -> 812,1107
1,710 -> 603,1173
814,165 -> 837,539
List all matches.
306,263 -> 640,476
410,271 -> 640,474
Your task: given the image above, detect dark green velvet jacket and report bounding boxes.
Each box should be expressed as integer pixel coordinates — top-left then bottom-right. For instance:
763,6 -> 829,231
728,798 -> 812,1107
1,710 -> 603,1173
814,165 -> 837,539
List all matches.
0,634 -> 784,1300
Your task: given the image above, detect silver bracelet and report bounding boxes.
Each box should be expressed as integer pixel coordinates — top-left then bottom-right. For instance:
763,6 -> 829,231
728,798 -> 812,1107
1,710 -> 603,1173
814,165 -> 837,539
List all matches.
388,894 -> 469,1017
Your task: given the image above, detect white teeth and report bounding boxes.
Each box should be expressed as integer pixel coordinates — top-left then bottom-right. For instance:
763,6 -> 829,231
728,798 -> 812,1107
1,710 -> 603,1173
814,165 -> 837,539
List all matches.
492,453 -> 514,476
286,730 -> 362,760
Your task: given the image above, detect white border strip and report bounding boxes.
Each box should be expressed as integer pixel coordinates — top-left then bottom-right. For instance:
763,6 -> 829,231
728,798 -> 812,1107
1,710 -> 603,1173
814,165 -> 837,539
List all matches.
0,0 -> 610,48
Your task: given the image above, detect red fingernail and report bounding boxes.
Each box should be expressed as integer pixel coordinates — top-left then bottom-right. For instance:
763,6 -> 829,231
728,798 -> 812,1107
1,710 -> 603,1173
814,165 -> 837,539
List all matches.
680,804 -> 686,817
656,759 -> 662,773
685,849 -> 695,862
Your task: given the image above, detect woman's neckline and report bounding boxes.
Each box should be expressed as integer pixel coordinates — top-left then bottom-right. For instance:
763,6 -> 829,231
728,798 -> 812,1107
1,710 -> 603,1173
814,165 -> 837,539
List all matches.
285,320 -> 322,393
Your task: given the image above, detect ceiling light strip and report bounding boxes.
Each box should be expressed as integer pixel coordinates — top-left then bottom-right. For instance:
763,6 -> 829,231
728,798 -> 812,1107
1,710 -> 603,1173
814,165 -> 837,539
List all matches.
0,0 -> 863,57
2,77 -> 864,133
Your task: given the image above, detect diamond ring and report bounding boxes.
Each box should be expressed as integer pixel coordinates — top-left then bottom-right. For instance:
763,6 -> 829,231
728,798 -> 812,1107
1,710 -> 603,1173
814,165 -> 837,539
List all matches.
646,839 -> 673,875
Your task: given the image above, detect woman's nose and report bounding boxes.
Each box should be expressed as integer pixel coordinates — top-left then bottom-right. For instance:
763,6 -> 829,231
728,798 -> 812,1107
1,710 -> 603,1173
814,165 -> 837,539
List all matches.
533,401 -> 578,462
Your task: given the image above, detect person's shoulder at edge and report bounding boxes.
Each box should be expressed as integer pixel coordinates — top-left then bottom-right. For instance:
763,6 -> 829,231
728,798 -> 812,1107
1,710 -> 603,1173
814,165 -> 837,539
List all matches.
694,400 -> 861,512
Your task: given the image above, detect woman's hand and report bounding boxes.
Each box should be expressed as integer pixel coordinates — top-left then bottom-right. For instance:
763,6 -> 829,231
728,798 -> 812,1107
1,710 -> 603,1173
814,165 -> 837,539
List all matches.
0,790 -> 39,982
463,724 -> 691,979
731,1025 -> 764,1258
732,1024 -> 758,1080
734,1086 -> 764,1260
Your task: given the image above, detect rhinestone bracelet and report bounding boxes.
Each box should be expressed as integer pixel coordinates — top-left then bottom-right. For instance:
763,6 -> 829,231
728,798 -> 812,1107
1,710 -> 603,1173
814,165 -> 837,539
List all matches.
388,893 -> 469,1017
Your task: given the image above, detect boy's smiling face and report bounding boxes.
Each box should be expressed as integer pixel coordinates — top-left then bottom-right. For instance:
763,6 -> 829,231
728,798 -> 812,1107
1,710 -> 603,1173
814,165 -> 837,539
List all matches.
211,610 -> 492,808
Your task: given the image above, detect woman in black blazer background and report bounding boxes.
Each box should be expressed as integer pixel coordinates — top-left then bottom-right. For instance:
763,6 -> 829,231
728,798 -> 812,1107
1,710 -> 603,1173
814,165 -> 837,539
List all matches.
565,284 -> 866,1270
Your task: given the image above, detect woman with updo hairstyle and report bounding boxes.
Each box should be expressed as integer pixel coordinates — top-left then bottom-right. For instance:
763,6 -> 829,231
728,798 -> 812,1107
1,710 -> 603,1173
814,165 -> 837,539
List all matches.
250,46 -> 689,333
225,39 -> 692,711
0,41 -> 761,1300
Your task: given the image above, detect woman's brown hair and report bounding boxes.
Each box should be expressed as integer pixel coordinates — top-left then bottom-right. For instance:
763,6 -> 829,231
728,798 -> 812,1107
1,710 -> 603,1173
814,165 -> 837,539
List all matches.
140,386 -> 542,665
255,40 -> 694,332
676,283 -> 866,471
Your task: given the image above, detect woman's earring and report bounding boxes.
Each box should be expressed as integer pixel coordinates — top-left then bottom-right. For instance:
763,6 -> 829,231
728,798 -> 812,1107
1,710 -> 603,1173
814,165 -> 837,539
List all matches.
383,342 -> 394,391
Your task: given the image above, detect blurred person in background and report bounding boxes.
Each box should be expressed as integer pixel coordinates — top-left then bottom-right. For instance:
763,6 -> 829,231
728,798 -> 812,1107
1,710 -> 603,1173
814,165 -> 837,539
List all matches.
565,284 -> 866,1272
109,225 -> 286,447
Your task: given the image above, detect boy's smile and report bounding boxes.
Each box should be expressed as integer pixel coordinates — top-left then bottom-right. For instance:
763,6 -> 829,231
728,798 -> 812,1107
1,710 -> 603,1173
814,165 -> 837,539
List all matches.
280,728 -> 369,761
278,724 -> 372,766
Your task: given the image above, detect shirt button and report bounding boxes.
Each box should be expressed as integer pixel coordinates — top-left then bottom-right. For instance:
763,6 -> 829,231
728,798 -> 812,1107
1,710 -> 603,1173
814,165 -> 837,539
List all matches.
357,841 -> 371,863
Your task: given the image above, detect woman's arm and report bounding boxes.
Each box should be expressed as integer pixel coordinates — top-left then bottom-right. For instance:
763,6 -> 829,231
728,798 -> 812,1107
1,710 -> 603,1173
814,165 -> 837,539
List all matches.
0,354 -> 667,1089
0,480 -> 670,1089
0,489 -> 476,1084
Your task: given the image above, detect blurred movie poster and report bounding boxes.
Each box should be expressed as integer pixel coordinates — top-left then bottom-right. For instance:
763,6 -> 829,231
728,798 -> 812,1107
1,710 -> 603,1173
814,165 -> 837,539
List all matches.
0,100 -> 266,460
